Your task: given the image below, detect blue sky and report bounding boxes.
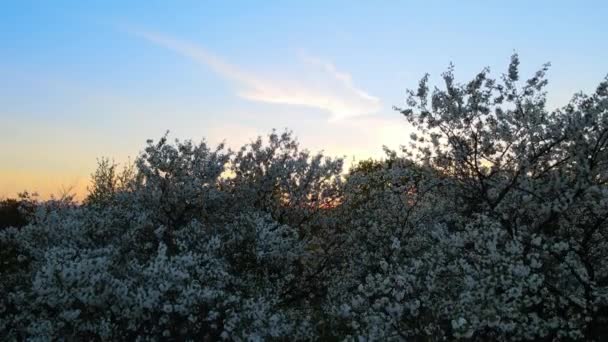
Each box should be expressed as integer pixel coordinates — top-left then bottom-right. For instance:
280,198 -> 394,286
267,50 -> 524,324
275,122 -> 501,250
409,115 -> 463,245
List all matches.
1,0 -> 607,198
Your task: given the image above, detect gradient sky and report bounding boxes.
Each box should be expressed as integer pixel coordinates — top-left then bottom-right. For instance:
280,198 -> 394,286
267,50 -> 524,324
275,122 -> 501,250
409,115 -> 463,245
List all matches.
1,0 -> 607,199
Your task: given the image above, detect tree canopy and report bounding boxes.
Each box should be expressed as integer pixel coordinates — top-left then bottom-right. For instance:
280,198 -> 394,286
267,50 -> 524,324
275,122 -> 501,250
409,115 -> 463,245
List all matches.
1,55 -> 608,341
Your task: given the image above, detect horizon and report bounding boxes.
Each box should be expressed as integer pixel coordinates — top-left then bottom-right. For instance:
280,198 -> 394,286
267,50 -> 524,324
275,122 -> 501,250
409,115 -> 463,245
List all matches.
2,0 -> 608,199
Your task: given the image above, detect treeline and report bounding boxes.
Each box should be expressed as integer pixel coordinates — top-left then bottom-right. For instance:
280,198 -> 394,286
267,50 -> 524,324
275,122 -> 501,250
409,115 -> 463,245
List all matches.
0,191 -> 70,230
1,55 -> 608,341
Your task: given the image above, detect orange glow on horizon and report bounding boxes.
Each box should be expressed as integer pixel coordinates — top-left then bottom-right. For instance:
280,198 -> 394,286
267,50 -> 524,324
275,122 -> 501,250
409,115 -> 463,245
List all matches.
0,170 -> 90,201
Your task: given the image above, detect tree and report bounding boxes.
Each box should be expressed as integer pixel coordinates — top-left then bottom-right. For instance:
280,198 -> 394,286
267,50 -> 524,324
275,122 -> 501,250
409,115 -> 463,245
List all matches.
84,157 -> 135,206
0,198 -> 27,230
321,55 -> 608,341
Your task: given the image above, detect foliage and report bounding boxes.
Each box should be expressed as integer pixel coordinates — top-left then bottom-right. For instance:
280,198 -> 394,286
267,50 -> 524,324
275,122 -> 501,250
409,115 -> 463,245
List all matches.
0,198 -> 28,230
85,157 -> 135,206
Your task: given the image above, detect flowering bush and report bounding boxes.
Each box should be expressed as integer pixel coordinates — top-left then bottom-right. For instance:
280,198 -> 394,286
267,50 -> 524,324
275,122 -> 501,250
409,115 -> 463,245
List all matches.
1,56 -> 607,340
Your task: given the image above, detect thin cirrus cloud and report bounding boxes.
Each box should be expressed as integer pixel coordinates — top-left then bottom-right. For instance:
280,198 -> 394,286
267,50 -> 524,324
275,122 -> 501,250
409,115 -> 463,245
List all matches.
134,30 -> 381,121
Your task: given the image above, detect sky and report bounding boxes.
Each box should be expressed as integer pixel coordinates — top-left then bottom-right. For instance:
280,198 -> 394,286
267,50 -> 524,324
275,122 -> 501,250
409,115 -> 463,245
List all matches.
1,0 -> 607,199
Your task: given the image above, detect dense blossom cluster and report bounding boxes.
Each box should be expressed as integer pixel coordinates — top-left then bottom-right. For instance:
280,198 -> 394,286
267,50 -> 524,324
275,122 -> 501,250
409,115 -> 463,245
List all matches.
1,56 -> 607,340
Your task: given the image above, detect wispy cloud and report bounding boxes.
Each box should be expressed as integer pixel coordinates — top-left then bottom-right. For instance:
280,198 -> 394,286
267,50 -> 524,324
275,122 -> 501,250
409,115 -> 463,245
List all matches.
133,30 -> 381,120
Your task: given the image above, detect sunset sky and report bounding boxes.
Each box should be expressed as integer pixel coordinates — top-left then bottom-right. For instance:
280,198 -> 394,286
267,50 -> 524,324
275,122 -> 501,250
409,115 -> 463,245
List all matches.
2,0 -> 607,199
